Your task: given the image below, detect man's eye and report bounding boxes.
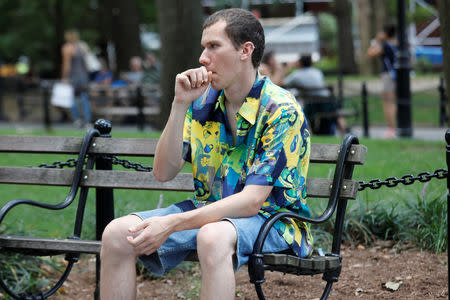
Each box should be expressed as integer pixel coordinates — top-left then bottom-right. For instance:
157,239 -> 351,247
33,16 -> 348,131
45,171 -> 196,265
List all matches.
210,44 -> 218,49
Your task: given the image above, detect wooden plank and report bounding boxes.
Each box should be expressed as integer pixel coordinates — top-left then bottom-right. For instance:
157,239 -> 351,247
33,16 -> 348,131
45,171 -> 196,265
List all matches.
0,167 -> 359,199
95,106 -> 160,116
0,136 -> 157,156
0,136 -> 367,164
310,144 -> 367,165
0,236 -> 101,254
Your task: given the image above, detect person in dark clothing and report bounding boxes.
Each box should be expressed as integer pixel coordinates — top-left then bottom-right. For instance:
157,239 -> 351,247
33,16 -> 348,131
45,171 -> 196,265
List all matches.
61,29 -> 92,127
367,23 -> 397,139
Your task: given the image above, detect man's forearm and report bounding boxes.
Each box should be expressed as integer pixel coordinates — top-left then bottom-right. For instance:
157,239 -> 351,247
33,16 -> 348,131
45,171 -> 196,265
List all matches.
168,185 -> 273,233
153,101 -> 189,181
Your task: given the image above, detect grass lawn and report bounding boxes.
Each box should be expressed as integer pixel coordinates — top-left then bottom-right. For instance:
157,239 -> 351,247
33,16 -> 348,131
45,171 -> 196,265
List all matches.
0,128 -> 447,241
344,88 -> 442,127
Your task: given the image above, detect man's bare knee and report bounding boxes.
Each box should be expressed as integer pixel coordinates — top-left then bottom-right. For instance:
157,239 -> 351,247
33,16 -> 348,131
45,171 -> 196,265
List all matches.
101,215 -> 141,260
197,222 -> 236,267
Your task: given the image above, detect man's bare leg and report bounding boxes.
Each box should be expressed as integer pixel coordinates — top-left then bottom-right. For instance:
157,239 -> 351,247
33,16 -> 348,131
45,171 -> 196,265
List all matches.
100,215 -> 142,300
382,91 -> 397,138
197,221 -> 237,300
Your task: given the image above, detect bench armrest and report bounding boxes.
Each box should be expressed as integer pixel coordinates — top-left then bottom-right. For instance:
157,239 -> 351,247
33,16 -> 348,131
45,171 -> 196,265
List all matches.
249,134 -> 360,284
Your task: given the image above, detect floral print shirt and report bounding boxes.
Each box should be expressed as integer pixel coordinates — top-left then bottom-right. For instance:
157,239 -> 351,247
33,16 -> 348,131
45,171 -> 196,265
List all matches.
182,74 -> 313,258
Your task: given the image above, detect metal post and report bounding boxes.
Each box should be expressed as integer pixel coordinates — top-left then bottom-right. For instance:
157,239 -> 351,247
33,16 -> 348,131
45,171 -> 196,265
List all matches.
93,119 -> 115,300
439,76 -> 447,127
361,81 -> 369,137
17,79 -> 26,120
42,81 -> 52,131
396,0 -> 412,137
446,129 -> 450,300
338,73 -> 344,108
136,86 -> 145,131
0,76 -> 7,121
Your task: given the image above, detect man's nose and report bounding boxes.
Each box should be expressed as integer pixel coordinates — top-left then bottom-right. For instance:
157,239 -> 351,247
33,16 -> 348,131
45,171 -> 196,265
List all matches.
199,50 -> 210,66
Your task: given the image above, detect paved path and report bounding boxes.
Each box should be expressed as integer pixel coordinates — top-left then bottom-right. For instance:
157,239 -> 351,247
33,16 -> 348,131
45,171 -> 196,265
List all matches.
331,77 -> 441,97
350,125 -> 447,142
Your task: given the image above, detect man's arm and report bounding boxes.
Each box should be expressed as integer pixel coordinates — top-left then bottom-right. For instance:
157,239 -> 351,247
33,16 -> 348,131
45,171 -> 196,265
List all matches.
61,44 -> 73,80
152,66 -> 212,182
127,184 -> 272,255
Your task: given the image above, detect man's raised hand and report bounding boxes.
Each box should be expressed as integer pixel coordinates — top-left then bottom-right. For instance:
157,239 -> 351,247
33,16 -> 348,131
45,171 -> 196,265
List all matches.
174,66 -> 212,108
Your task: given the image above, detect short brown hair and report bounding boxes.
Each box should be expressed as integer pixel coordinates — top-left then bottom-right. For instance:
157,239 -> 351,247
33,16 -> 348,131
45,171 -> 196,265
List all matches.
203,8 -> 265,68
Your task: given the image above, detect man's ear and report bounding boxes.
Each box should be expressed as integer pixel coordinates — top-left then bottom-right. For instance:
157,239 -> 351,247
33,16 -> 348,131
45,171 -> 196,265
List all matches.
240,41 -> 255,62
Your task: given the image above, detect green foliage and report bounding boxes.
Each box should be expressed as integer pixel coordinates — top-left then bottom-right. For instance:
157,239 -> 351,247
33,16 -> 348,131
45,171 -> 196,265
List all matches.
314,190 -> 448,254
315,56 -> 338,73
414,56 -> 435,74
401,190 -> 447,253
0,224 -> 66,298
0,0 -> 159,75
318,13 -> 337,58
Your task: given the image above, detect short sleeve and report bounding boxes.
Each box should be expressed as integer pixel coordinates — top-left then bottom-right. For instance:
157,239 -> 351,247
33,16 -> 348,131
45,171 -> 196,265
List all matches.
246,107 -> 305,189
182,105 -> 192,163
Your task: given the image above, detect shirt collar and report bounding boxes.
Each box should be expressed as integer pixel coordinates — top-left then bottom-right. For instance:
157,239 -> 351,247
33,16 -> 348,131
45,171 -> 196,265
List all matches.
214,72 -> 266,126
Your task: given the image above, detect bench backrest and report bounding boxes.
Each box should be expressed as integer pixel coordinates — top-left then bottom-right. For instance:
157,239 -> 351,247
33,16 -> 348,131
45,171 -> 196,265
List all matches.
0,136 -> 367,200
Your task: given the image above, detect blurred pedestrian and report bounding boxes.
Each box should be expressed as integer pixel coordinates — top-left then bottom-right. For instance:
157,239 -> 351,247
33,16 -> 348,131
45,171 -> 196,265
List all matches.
259,51 -> 288,85
367,23 -> 397,139
61,29 -> 92,127
284,54 -> 348,135
142,51 -> 161,86
122,56 -> 144,85
93,57 -> 113,86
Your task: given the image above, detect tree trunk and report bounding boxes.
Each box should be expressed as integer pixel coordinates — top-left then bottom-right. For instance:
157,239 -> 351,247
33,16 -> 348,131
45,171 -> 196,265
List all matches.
104,0 -> 142,73
356,0 -> 372,75
436,0 -> 450,126
334,0 -> 358,74
54,0 -> 64,78
156,0 -> 203,129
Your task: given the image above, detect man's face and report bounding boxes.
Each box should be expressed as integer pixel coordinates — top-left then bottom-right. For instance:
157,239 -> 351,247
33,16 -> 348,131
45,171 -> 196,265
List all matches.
199,20 -> 242,90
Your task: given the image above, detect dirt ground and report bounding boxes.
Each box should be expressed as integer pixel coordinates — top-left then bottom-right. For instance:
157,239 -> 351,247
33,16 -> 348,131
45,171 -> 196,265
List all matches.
47,244 -> 447,300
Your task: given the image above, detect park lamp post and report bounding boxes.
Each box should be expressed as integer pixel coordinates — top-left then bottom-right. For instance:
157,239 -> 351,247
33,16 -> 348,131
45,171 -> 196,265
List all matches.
396,0 -> 413,137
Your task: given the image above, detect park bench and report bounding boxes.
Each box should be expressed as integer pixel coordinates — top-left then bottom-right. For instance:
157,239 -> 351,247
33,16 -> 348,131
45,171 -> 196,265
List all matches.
89,84 -> 160,130
289,85 -> 358,135
0,119 -> 367,300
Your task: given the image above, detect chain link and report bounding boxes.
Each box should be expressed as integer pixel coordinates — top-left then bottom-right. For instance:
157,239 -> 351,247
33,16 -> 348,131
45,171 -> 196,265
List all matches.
358,168 -> 448,191
101,155 -> 153,172
38,158 -> 79,169
37,156 -> 153,172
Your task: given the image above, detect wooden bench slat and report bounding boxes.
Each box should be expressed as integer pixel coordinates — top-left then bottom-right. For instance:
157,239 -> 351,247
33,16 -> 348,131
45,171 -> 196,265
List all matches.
0,136 -> 157,156
95,106 -> 160,116
0,236 -> 340,275
0,236 -> 101,254
0,167 -> 359,199
0,136 -> 367,164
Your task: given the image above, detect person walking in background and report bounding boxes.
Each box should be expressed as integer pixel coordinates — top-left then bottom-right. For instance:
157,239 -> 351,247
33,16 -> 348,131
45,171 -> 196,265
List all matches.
61,29 -> 92,128
367,23 -> 397,139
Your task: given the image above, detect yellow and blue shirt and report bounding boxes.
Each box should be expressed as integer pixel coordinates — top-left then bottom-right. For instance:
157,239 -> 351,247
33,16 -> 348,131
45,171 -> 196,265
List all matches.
182,74 -> 313,258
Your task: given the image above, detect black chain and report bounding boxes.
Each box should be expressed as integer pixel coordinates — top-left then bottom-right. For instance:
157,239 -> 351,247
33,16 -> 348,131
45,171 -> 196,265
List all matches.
36,159 -> 447,189
358,168 -> 448,191
37,156 -> 153,172
100,155 -> 153,172
38,158 -> 79,169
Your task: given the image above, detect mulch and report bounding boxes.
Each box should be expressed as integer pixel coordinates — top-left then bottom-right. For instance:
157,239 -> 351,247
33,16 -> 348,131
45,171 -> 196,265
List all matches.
45,243 -> 448,300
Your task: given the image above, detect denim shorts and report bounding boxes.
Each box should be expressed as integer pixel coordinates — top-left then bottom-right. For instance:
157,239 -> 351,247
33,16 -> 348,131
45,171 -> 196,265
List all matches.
132,200 -> 289,276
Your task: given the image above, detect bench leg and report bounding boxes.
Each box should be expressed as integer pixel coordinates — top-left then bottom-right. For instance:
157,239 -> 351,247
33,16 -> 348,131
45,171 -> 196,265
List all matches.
320,282 -> 333,300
